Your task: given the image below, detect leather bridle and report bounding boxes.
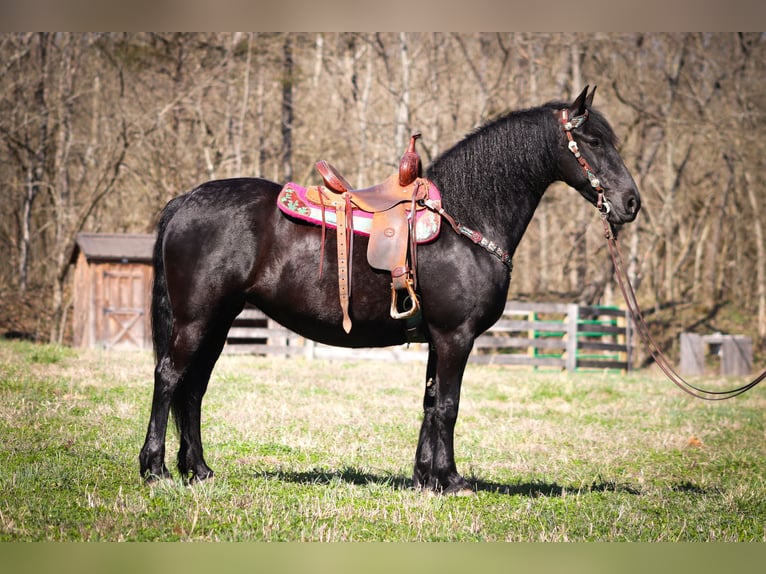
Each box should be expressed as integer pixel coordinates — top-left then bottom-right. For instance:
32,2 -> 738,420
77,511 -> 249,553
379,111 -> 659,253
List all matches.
560,108 -> 612,217
560,107 -> 766,400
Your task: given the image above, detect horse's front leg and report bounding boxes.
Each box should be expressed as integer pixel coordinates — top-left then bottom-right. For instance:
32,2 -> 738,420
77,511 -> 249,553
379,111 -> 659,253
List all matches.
413,337 -> 473,495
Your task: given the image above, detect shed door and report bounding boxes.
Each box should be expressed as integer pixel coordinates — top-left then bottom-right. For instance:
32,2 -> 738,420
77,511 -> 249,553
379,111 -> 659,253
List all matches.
102,268 -> 147,349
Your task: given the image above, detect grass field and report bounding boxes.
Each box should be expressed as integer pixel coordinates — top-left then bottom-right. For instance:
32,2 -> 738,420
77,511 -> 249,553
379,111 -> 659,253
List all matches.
1,339 -> 764,541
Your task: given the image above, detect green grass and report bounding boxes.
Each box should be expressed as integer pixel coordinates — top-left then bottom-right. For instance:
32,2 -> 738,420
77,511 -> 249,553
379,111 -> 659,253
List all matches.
1,339 -> 764,541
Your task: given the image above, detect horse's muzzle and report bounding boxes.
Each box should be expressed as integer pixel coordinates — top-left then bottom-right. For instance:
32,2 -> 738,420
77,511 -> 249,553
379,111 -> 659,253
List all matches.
607,188 -> 641,224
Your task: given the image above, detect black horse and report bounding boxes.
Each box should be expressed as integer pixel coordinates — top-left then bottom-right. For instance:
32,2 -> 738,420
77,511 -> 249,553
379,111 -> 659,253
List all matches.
139,87 -> 640,494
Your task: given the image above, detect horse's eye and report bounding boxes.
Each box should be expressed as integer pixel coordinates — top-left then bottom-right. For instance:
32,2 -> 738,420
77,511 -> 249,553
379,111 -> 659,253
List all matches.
585,136 -> 601,147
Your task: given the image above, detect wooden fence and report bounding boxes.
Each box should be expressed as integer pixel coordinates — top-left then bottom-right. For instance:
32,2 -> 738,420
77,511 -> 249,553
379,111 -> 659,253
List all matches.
470,301 -> 631,371
679,332 -> 752,376
224,301 -> 632,372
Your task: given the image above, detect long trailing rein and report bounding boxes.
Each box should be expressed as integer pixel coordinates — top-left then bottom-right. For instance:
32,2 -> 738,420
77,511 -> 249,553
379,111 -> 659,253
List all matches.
599,205 -> 766,400
561,107 -> 766,400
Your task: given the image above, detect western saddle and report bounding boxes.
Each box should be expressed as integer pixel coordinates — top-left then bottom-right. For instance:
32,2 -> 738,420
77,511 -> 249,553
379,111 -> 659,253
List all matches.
310,133 -> 435,334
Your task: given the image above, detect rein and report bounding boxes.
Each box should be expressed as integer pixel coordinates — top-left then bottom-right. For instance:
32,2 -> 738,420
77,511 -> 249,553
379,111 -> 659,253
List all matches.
561,108 -> 766,400
423,197 -> 513,272
602,214 -> 766,400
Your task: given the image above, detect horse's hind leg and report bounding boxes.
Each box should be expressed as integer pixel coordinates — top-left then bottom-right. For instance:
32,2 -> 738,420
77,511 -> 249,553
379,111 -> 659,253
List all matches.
139,356 -> 180,482
171,317 -> 233,482
167,308 -> 239,483
139,310 -> 235,483
139,320 -> 205,482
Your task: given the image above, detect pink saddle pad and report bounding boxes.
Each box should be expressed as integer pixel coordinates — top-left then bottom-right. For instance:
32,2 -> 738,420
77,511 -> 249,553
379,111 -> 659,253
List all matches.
277,182 -> 442,244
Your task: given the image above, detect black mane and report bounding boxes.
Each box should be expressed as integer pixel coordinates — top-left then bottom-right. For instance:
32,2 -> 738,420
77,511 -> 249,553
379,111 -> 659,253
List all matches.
425,101 -> 617,235
426,104 -> 560,232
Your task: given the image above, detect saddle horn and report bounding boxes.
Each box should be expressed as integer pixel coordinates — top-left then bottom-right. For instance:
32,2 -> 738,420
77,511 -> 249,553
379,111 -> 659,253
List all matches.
399,133 -> 422,187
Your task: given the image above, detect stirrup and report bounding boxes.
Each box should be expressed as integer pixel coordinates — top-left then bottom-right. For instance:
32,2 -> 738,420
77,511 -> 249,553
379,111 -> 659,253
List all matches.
390,277 -> 420,320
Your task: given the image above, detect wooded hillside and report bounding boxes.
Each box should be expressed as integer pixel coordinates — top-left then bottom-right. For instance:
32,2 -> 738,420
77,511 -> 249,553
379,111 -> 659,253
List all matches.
1,33 -> 764,359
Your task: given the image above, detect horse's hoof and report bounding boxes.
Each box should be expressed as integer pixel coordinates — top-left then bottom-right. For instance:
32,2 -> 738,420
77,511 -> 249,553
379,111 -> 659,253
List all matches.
190,475 -> 214,486
144,472 -> 172,487
415,483 -> 475,497
450,487 -> 476,497
189,469 -> 215,485
142,465 -> 172,486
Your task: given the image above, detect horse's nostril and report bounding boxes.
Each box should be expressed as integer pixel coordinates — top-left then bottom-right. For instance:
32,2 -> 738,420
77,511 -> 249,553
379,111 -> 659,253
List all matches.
626,196 -> 637,214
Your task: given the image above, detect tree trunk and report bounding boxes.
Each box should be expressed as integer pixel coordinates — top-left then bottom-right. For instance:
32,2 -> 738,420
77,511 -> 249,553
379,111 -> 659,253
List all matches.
312,33 -> 324,88
19,33 -> 52,294
705,161 -> 733,308
568,39 -> 588,297
232,32 -> 253,178
281,34 -> 294,182
254,47 -> 266,178
354,43 -> 373,188
395,32 -> 411,154
19,170 -> 37,294
743,170 -> 766,341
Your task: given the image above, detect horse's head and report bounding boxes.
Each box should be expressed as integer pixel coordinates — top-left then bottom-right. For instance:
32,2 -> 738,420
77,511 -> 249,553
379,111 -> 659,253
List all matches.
556,86 -> 641,226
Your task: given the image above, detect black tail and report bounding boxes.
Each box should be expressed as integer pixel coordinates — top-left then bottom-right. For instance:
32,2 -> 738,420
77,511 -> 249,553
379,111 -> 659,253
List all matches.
151,196 -> 186,360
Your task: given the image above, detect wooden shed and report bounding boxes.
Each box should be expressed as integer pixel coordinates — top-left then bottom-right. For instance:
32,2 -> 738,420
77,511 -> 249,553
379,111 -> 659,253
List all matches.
70,232 -> 155,350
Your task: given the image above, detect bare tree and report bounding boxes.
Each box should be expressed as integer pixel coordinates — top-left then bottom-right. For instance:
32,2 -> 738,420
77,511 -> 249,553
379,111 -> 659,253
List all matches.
0,32 -> 764,353
0,33 -> 51,294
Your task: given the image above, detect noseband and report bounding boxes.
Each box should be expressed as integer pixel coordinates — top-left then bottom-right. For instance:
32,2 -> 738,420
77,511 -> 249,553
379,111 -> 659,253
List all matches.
559,109 -> 611,216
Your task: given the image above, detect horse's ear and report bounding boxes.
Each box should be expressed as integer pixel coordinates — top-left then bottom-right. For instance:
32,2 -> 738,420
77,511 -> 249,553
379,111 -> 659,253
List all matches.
571,85 -> 590,116
585,85 -> 597,109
